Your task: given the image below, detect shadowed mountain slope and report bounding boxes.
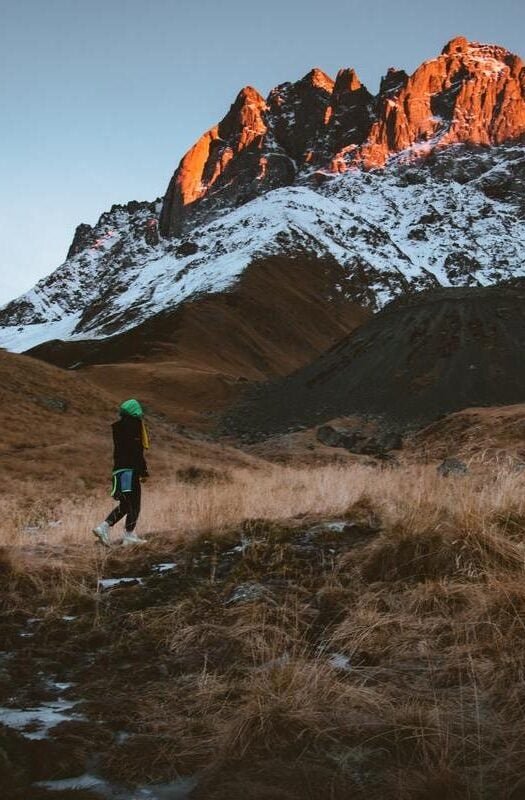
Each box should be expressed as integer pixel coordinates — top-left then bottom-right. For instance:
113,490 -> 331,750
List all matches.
223,282 -> 525,438
27,256 -> 370,425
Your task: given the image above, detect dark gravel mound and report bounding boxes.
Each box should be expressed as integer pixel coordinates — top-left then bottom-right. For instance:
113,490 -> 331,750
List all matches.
223,283 -> 525,439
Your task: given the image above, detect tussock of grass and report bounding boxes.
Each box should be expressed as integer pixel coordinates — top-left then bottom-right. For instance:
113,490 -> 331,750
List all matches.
355,518 -> 524,584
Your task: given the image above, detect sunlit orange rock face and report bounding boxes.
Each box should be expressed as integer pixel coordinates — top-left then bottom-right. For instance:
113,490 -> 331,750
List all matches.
160,38 -> 525,236
356,37 -> 525,168
160,87 -> 268,236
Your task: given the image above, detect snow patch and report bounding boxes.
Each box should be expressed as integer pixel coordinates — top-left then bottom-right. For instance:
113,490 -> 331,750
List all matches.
97,577 -> 144,591
0,697 -> 82,739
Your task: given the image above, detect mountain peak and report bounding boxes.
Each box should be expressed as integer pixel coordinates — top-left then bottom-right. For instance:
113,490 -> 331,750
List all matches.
157,38 -> 524,234
441,36 -> 521,66
235,85 -> 266,105
379,67 -> 409,97
301,68 -> 334,92
352,37 -> 525,168
334,68 -> 363,94
442,35 -> 471,55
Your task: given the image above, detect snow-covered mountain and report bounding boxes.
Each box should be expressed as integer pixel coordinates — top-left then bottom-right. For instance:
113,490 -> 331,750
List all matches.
0,38 -> 524,354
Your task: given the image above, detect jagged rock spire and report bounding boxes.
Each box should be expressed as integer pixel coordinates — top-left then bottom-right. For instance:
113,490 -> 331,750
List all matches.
160,38 -> 525,236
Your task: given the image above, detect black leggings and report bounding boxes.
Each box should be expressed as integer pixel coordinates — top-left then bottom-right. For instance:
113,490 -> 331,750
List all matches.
106,481 -> 141,532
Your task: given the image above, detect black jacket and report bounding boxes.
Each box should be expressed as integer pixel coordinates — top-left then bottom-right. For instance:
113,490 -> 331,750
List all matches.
112,415 -> 148,477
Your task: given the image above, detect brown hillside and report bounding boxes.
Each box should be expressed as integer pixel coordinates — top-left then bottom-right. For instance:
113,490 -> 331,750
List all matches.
0,350 -> 259,509
0,349 -> 117,501
237,404 -> 525,468
28,256 -> 370,425
406,403 -> 525,464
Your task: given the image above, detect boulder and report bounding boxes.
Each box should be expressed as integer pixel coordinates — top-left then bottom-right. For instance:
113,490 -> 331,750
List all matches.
225,582 -> 269,606
317,425 -> 402,455
176,240 -> 199,257
437,457 -> 468,477
317,424 -> 360,449
144,218 -> 159,247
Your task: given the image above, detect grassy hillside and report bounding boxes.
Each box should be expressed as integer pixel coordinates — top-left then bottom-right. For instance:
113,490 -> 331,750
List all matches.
2,347 -> 525,799
0,349 -> 259,534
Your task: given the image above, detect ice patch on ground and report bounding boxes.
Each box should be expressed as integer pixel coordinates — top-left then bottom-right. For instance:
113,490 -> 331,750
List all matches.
0,697 -> 82,739
328,653 -> 353,671
97,577 -> 144,591
152,562 -> 177,573
36,773 -> 198,799
308,520 -> 349,534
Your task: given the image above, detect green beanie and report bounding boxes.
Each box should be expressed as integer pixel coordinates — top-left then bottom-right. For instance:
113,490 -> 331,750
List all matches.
120,398 -> 144,418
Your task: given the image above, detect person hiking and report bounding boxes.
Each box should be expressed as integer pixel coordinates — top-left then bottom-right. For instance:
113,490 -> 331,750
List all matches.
92,398 -> 149,547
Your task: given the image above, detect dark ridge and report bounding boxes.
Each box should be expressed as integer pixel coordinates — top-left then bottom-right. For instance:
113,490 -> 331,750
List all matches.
222,282 -> 525,439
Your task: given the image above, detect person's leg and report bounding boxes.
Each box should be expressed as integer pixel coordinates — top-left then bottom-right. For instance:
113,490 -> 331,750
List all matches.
122,481 -> 145,544
125,481 -> 141,532
93,495 -> 129,547
106,497 -> 128,528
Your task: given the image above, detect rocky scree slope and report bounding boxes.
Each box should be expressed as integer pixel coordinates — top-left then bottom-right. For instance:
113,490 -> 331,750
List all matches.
223,282 -> 525,438
0,38 -> 524,354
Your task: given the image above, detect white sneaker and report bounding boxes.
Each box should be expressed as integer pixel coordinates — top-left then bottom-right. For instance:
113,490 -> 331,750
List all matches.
122,531 -> 146,546
92,521 -> 111,547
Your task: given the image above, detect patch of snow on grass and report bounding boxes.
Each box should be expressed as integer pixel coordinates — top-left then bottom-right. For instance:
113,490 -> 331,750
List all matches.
97,577 -> 144,591
0,697 -> 82,739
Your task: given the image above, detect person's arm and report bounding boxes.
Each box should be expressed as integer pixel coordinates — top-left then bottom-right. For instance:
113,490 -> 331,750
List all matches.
130,421 -> 149,477
112,423 -> 121,467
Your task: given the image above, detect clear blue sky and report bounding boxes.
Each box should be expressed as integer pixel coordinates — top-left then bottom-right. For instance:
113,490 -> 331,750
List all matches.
1,0 -> 523,304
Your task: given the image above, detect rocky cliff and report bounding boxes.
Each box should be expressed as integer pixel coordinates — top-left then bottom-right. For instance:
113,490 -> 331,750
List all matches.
160,37 -> 525,236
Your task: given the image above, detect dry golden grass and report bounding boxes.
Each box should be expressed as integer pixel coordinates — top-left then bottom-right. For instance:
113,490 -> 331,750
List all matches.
405,403 -> 525,464
3,459 -> 524,550
3,458 -> 525,799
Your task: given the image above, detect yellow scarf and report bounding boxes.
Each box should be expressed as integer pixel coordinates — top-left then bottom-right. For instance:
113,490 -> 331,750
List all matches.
141,420 -> 150,450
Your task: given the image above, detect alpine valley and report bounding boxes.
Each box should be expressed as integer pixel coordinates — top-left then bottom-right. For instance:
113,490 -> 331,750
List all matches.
6,33 -> 525,800
1,35 -> 524,428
